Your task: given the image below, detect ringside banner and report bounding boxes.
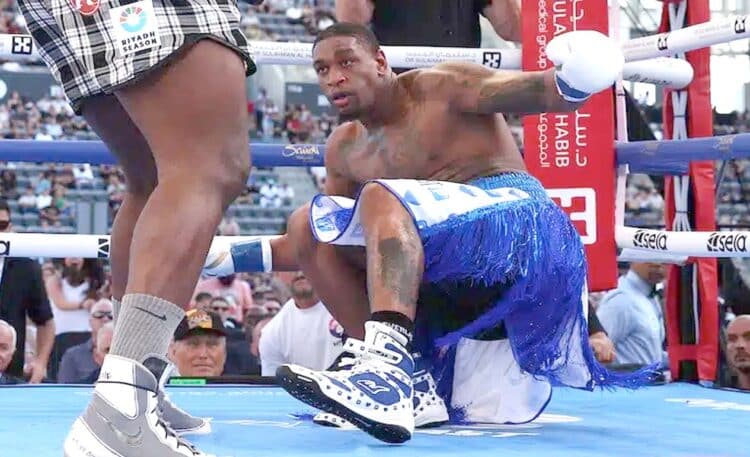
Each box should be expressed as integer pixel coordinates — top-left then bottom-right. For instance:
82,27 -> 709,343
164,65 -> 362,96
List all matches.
522,0 -> 617,291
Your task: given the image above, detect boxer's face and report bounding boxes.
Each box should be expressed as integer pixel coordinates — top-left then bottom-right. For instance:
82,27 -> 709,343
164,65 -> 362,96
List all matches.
727,317 -> 750,373
313,36 -> 387,119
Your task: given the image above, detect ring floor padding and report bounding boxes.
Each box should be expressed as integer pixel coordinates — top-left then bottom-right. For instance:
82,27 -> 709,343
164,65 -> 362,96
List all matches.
1,383 -> 746,457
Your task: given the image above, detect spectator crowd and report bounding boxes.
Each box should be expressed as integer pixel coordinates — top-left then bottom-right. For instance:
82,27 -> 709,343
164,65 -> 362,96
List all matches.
0,0 -> 748,397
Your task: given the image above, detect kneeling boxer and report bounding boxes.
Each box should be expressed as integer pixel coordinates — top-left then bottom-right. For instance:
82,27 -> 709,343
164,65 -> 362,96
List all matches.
205,23 -> 655,444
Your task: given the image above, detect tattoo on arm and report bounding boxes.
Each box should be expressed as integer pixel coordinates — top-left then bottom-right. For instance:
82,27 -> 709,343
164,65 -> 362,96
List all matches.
433,63 -> 577,115
476,72 -> 550,114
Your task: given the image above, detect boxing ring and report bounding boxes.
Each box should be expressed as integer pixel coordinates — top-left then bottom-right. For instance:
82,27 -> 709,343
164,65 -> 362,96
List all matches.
1,383 -> 748,457
1,2 -> 750,456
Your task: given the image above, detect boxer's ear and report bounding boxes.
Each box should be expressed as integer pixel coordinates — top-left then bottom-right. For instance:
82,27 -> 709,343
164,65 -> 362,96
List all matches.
375,48 -> 389,76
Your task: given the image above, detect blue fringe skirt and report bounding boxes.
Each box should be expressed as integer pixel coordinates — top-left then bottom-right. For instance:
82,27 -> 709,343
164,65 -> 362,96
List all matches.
309,172 -> 656,421
407,173 -> 655,405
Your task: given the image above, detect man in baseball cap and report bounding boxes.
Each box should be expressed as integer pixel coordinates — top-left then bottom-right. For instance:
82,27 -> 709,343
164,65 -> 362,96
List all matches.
170,310 -> 227,378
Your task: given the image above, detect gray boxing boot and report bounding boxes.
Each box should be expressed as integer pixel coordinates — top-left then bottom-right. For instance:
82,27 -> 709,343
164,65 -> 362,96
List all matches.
148,357 -> 212,435
63,355 -> 213,457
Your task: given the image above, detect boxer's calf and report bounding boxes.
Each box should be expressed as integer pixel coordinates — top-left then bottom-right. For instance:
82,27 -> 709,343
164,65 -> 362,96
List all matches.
359,182 -> 424,323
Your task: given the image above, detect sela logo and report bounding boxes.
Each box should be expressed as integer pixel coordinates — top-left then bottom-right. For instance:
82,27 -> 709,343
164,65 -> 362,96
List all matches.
656,34 -> 669,51
547,188 -> 597,244
707,232 -> 747,253
356,379 -> 390,395
735,16 -> 747,34
482,51 -> 502,69
11,35 -> 33,55
632,229 -> 668,250
0,239 -> 9,256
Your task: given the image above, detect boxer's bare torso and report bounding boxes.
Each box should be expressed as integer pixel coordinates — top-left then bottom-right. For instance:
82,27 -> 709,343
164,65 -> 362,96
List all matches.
323,67 -> 528,198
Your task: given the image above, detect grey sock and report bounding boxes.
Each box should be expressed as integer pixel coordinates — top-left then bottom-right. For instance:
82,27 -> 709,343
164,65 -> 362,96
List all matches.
112,297 -> 122,324
110,293 -> 185,365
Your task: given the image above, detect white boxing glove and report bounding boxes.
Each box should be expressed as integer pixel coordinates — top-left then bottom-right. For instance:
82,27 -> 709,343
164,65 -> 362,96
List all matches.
546,30 -> 625,103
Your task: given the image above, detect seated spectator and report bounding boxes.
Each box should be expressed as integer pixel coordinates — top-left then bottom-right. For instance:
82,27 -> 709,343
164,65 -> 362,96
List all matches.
209,297 -> 262,375
244,305 -> 269,334
194,273 -> 253,322
258,271 -> 343,376
98,164 -> 117,182
34,125 -> 53,141
55,165 -> 76,189
0,168 -> 17,199
726,315 -> 750,391
57,299 -> 114,383
36,189 -> 52,211
43,117 -> 63,139
296,104 -> 313,142
17,186 -> 37,213
192,292 -> 213,312
259,179 -> 281,208
209,296 -> 242,331
72,164 -> 94,189
262,298 -> 283,316
106,173 -> 126,214
39,205 -> 61,228
76,323 -> 115,384
52,185 -> 71,215
597,262 -> 667,367
0,319 -> 24,384
44,258 -> 104,380
169,310 -> 227,377
285,106 -> 301,143
261,100 -> 279,140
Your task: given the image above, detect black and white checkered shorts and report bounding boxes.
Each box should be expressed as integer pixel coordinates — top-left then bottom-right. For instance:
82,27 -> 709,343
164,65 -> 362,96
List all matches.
18,0 -> 256,113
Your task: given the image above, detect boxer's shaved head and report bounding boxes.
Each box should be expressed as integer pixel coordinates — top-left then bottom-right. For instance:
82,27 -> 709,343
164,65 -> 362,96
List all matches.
313,22 -> 380,55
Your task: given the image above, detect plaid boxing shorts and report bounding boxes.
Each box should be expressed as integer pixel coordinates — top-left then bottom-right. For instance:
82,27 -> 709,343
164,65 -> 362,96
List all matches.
18,0 -> 256,113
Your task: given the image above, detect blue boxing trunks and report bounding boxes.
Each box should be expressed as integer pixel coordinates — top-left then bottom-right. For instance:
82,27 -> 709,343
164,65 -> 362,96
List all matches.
309,172 -> 654,418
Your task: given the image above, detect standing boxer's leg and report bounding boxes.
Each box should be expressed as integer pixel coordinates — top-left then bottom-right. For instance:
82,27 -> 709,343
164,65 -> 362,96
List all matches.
65,41 -> 249,457
79,95 -> 156,321
81,95 -> 209,436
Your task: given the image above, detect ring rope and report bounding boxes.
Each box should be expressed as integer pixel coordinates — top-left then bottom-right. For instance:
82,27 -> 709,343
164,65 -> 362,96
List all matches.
2,12 -> 750,261
2,229 -> 740,261
0,233 -> 273,260
4,131 -> 750,171
2,33 -> 693,87
616,227 -> 750,258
